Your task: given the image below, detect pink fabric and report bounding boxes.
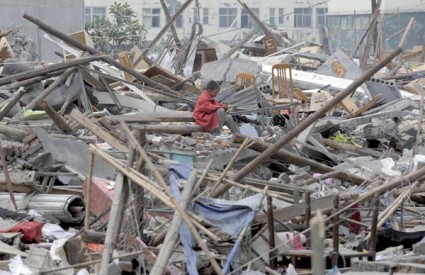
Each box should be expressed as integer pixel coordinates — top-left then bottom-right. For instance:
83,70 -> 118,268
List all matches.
193,91 -> 226,131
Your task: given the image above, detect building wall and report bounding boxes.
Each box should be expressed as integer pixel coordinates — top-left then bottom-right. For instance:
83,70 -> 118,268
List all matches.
328,0 -> 425,15
0,0 -> 85,61
84,0 -> 328,43
327,0 -> 425,53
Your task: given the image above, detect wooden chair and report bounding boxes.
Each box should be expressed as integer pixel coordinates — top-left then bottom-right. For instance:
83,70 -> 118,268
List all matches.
269,64 -> 308,105
234,72 -> 256,92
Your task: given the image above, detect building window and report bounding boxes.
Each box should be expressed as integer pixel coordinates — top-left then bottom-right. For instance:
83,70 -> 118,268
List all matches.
85,6 -> 106,24
241,8 -> 259,28
219,8 -> 237,28
169,7 -> 183,28
203,8 -> 209,25
294,8 -> 312,27
270,8 -> 276,25
193,8 -> 199,23
278,8 -> 284,24
316,8 -> 328,27
143,8 -> 161,28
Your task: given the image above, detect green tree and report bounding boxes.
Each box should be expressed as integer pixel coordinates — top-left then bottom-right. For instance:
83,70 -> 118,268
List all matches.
85,2 -> 146,53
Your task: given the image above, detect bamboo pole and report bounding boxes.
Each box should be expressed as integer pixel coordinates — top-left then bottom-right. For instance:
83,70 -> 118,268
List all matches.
311,211 -> 325,275
150,170 -> 197,275
0,87 -> 25,121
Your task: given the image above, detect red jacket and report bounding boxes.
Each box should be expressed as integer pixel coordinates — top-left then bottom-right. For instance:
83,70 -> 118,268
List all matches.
193,91 -> 226,131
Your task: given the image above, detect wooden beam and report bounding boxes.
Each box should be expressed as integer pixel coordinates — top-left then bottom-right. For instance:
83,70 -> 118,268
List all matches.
130,124 -> 202,134
39,101 -> 72,133
107,112 -> 194,123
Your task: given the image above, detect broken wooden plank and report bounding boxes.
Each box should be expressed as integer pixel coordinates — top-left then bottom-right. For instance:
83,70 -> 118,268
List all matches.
108,112 -> 194,123
39,100 -> 72,133
131,124 -> 202,134
70,109 -> 128,152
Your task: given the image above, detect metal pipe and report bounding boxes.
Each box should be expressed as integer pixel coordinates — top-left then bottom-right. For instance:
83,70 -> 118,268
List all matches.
0,193 -> 85,223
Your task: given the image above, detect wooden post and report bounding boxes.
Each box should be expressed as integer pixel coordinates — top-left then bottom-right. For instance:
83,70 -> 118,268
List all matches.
311,211 -> 325,275
0,87 -> 25,121
368,199 -> 379,261
99,147 -> 136,274
150,170 -> 197,275
331,195 -> 339,268
99,76 -> 123,110
39,100 -> 72,133
58,95 -> 73,116
267,196 -> 277,268
84,151 -> 95,232
304,192 -> 311,248
232,47 -> 403,183
0,147 -> 17,211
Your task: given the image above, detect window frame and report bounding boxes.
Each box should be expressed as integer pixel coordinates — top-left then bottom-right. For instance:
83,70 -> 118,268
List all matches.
241,8 -> 259,28
278,8 -> 284,25
142,8 -> 161,28
294,8 -> 312,27
316,8 -> 328,28
269,8 -> 276,25
85,6 -> 107,24
169,6 -> 184,28
219,8 -> 237,28
203,8 -> 209,25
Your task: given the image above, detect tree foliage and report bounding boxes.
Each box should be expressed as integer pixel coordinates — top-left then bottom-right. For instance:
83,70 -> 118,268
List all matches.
85,2 -> 146,53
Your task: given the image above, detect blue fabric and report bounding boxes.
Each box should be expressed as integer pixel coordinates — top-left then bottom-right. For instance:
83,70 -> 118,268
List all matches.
193,193 -> 265,238
169,167 -> 198,275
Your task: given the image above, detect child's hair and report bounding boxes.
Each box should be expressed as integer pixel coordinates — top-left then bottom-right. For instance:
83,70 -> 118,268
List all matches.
206,80 -> 220,91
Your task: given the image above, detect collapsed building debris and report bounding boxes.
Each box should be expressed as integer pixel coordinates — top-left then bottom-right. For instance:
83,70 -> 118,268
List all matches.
2,2 -> 425,274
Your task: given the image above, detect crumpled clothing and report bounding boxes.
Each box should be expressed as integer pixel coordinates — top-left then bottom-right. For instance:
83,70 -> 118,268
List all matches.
0,221 -> 44,243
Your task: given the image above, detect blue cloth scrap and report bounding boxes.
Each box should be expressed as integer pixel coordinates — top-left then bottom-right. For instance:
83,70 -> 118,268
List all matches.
169,166 -> 198,275
193,193 -> 264,238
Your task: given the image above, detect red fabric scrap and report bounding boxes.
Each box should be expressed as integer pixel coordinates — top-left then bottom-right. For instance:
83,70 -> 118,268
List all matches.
0,221 -> 44,243
349,203 -> 362,234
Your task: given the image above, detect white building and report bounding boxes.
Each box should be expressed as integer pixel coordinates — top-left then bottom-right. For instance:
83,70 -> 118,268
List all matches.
84,0 -> 328,43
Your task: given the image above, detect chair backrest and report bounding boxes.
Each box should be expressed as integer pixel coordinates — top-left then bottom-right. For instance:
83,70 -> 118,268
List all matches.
234,73 -> 256,92
271,64 -> 293,99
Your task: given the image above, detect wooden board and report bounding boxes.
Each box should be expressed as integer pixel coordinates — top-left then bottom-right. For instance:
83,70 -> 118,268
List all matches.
70,109 -> 128,153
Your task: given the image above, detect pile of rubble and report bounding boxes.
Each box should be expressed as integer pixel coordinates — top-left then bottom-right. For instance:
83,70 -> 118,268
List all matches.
2,2 -> 425,275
